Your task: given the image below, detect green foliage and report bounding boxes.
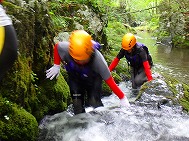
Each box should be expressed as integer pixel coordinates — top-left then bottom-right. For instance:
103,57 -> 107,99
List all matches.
51,15 -> 70,31
106,21 -> 135,51
106,22 -> 124,50
173,35 -> 189,48
105,19 -> 134,81
157,0 -> 189,47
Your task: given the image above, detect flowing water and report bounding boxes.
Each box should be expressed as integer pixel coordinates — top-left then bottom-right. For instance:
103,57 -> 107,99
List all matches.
38,82 -> 189,141
136,31 -> 189,84
38,32 -> 189,141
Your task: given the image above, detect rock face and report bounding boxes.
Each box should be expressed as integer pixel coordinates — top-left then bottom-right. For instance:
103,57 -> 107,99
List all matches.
0,1 -> 109,140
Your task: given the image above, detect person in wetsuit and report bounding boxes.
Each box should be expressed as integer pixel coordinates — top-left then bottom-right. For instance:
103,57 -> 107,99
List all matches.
46,30 -> 130,115
0,0 -> 18,81
109,33 -> 153,95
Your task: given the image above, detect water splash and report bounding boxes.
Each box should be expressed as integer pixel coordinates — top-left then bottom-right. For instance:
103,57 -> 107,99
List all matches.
38,81 -> 189,141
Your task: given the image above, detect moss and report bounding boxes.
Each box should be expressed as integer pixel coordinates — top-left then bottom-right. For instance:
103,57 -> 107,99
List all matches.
0,57 -> 34,111
161,74 -> 189,112
1,0 -> 72,123
60,69 -> 69,82
111,71 -> 121,83
0,98 -> 38,141
179,98 -> 189,112
2,1 -> 23,14
183,84 -> 189,100
179,83 -> 189,112
136,81 -> 150,100
162,73 -> 179,97
34,73 -> 71,121
0,1 -> 109,140
140,82 -> 148,93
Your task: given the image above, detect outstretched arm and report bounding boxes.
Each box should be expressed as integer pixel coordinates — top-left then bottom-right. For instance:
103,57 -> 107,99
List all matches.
105,76 -> 130,107
105,76 -> 124,99
109,57 -> 120,72
109,49 -> 125,71
46,43 -> 61,80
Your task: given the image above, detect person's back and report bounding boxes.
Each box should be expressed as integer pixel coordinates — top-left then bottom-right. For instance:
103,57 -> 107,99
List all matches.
0,1 -> 18,81
124,43 -> 153,69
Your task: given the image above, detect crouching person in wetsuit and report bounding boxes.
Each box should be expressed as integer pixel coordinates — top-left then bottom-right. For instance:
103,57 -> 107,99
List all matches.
0,0 -> 18,81
46,30 -> 130,115
109,33 -> 153,96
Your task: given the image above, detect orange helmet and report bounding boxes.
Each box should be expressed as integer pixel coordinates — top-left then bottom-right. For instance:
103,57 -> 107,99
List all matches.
69,30 -> 93,60
121,33 -> 136,50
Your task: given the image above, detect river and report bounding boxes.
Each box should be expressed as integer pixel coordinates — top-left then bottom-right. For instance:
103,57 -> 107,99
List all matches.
136,31 -> 189,84
38,32 -> 189,141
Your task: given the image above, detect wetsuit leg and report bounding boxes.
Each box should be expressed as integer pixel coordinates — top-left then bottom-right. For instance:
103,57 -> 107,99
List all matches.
134,67 -> 147,87
0,25 -> 18,81
130,67 -> 137,89
86,75 -> 103,108
68,75 -> 85,115
130,67 -> 140,96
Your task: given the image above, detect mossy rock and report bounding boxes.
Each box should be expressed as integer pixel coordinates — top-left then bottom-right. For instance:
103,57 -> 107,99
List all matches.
111,71 -> 121,83
147,73 -> 189,113
0,98 -> 38,141
164,75 -> 189,112
35,73 -> 71,121
179,83 -> 189,112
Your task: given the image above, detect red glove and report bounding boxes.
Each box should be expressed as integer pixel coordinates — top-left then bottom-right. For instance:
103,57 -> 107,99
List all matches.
105,76 -> 124,99
54,43 -> 61,65
109,57 -> 120,72
143,61 -> 153,81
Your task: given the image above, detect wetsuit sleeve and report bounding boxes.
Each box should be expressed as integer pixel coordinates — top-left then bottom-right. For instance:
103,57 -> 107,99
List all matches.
108,49 -> 125,71
143,61 -> 153,81
109,57 -> 120,72
139,48 -> 153,81
105,76 -> 125,99
54,43 -> 61,65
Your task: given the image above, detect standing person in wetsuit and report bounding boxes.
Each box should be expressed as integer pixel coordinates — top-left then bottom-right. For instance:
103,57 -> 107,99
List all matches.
109,33 -> 153,95
0,0 -> 18,81
46,30 -> 130,115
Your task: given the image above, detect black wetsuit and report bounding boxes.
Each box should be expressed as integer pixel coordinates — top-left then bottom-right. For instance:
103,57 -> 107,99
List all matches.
57,42 -> 111,114
0,5 -> 18,81
116,43 -> 150,89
